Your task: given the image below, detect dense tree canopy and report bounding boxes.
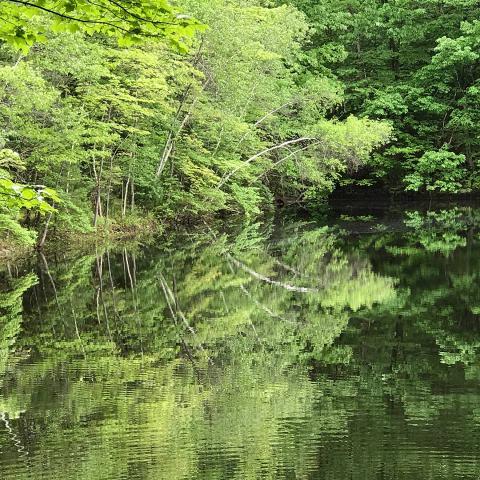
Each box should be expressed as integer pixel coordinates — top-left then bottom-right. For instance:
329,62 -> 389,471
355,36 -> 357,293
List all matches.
0,0 -> 392,252
281,0 -> 480,194
0,0 -> 202,51
2,0 -> 480,253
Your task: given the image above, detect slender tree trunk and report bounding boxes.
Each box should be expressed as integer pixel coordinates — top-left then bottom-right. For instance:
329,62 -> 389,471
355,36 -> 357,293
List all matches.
130,177 -> 135,213
122,176 -> 130,217
37,211 -> 53,248
105,154 -> 114,222
93,154 -> 105,227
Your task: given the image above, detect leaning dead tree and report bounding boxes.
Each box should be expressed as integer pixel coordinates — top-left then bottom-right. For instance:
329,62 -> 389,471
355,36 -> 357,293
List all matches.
217,137 -> 315,188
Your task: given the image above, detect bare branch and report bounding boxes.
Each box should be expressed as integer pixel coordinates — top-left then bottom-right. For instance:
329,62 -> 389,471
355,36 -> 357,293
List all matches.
254,101 -> 292,127
218,137 -> 315,188
254,141 -> 322,181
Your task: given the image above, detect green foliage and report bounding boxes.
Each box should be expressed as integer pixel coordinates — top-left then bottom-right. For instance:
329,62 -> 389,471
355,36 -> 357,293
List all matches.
0,147 -> 60,247
4,0 -> 480,251
284,0 -> 480,192
0,0 -> 203,52
0,177 -> 60,212
0,0 -> 392,250
0,214 -> 37,246
404,149 -> 466,192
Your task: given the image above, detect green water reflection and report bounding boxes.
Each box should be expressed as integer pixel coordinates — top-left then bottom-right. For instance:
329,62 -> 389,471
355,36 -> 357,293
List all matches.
2,206 -> 480,479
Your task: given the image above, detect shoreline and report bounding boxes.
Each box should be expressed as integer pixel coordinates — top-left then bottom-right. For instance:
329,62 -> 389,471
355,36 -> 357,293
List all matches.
0,217 -> 160,264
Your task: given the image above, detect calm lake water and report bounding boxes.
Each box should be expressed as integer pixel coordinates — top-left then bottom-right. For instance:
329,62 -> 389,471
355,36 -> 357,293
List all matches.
2,203 -> 480,479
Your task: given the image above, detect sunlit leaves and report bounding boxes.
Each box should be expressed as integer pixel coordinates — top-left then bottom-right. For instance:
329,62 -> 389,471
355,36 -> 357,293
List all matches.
0,177 -> 60,213
0,0 -> 204,52
404,149 -> 466,193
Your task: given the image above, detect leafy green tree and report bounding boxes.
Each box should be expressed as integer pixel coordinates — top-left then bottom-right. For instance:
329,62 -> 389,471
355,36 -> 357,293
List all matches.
0,148 -> 59,248
284,0 -> 480,193
404,149 -> 466,193
0,0 -> 202,52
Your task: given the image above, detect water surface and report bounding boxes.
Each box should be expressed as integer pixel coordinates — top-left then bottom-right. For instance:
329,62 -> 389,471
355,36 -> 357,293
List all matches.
2,205 -> 480,479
